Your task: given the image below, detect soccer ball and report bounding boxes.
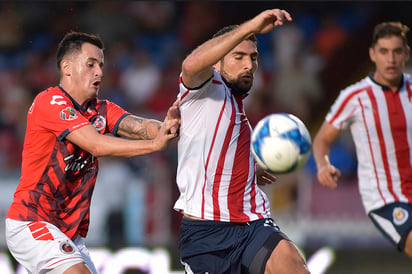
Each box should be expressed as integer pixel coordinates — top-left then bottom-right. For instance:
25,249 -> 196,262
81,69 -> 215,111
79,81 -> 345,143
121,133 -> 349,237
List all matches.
251,113 -> 312,174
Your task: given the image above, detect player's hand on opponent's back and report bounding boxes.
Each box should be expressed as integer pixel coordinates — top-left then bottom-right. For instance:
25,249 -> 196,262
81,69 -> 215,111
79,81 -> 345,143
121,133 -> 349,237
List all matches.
166,98 -> 181,135
152,100 -> 181,151
152,117 -> 180,151
256,165 -> 277,186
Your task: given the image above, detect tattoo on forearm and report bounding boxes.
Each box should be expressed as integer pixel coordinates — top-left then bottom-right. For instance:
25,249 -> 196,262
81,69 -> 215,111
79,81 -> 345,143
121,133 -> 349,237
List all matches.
120,116 -> 148,140
119,116 -> 161,140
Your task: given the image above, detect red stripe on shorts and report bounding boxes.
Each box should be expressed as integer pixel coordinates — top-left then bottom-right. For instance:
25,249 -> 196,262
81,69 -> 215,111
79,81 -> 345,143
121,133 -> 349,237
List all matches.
28,222 -> 54,240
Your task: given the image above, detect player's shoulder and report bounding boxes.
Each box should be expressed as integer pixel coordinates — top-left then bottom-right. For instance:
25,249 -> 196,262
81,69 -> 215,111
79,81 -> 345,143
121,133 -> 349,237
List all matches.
403,73 -> 412,82
340,75 -> 371,95
35,86 -> 71,105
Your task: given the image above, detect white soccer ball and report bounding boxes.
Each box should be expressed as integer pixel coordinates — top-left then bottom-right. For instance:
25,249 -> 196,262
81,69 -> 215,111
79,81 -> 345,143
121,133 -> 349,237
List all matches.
251,113 -> 312,174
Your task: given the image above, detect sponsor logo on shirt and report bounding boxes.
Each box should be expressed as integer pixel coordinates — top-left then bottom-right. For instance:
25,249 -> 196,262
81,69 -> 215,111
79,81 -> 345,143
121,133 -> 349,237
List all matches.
60,107 -> 78,121
64,154 -> 94,172
393,207 -> 409,226
50,95 -> 67,106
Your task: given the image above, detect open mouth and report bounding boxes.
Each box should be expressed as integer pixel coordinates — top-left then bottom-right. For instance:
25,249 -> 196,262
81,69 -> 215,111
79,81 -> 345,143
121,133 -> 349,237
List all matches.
93,80 -> 101,88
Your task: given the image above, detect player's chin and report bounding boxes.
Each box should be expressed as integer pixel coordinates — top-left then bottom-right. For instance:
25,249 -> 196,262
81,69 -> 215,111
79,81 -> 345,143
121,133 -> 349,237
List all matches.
89,88 -> 99,98
238,81 -> 252,93
241,77 -> 253,85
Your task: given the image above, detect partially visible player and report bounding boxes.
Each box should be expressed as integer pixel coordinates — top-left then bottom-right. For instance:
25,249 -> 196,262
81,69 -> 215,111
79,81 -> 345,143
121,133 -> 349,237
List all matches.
5,31 -> 180,274
174,8 -> 310,273
313,21 -> 412,258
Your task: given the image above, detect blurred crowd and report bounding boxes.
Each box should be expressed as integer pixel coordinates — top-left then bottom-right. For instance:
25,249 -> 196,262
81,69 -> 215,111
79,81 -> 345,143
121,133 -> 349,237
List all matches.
0,1 -> 379,250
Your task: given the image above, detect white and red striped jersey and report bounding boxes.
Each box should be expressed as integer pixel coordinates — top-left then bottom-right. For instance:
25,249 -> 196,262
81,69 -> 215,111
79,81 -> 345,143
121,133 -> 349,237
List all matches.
326,74 -> 412,213
173,69 -> 271,222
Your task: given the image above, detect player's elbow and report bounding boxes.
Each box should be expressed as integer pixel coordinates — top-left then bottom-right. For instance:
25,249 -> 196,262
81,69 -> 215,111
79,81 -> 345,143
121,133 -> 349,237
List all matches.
82,137 -> 111,157
182,58 -> 196,80
182,56 -> 195,73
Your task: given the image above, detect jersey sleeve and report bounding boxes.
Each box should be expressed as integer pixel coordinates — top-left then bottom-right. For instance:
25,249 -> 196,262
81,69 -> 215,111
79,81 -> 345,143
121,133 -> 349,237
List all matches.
178,70 -> 215,103
325,88 -> 357,130
104,100 -> 130,136
33,93 -> 90,141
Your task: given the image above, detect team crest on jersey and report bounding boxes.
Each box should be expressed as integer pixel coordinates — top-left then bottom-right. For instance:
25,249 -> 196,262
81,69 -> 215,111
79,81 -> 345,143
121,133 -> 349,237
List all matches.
59,241 -> 75,254
393,207 -> 409,226
91,115 -> 106,131
60,107 -> 78,121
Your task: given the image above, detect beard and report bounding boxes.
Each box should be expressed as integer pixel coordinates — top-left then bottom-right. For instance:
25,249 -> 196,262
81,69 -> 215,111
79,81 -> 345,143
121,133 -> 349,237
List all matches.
221,71 -> 253,96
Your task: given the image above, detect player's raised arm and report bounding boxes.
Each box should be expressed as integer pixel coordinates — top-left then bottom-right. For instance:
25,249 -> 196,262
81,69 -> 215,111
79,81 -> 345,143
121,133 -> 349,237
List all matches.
181,9 -> 292,89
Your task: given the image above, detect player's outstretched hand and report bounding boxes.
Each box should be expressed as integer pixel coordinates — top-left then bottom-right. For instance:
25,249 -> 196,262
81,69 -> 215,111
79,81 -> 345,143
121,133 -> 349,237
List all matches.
317,155 -> 341,189
152,116 -> 180,151
166,98 -> 181,135
256,165 -> 277,186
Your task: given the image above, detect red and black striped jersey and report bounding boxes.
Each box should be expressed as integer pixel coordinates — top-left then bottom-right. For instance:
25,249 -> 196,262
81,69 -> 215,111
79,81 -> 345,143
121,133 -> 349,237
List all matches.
7,86 -> 130,239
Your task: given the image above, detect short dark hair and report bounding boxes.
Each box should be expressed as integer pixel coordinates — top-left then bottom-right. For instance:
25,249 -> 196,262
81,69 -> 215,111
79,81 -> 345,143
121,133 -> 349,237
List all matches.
212,24 -> 257,43
56,31 -> 104,78
371,21 -> 410,48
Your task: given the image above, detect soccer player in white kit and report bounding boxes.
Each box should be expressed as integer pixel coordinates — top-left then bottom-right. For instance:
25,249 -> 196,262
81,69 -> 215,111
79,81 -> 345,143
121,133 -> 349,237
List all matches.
174,8 -> 310,273
313,21 -> 412,259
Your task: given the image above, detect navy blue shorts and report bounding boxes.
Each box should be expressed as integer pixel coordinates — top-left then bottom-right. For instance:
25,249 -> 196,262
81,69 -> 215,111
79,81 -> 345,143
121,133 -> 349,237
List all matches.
368,202 -> 412,251
178,218 -> 289,274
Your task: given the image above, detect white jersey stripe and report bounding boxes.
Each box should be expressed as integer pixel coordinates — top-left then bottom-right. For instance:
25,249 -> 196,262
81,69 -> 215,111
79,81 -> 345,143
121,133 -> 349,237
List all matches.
202,86 -> 229,219
358,96 -> 387,204
366,87 -> 399,202
212,92 -> 235,220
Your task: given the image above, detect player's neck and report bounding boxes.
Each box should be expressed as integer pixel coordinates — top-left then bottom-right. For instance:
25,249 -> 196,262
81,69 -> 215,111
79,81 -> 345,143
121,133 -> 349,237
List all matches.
59,82 -> 91,108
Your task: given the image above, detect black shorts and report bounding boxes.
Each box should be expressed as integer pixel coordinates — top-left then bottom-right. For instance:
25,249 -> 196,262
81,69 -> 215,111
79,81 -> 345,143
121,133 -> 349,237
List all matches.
368,202 -> 412,251
178,217 -> 289,274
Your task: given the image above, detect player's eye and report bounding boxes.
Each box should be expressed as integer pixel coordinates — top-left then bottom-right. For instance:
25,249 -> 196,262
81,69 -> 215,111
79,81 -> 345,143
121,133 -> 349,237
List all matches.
394,48 -> 403,55
379,48 -> 388,54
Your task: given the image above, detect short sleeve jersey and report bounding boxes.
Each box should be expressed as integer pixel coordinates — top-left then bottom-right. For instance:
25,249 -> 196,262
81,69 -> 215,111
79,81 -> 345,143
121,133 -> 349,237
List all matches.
174,69 -> 271,222
6,86 -> 130,239
326,74 -> 412,213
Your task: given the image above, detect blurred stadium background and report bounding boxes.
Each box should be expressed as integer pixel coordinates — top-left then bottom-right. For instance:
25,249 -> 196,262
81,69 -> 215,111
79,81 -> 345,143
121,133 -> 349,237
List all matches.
0,1 -> 411,273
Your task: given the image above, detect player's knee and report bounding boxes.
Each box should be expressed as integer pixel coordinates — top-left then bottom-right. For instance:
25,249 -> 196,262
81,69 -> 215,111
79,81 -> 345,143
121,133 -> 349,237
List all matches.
403,231 -> 412,259
264,240 -> 310,274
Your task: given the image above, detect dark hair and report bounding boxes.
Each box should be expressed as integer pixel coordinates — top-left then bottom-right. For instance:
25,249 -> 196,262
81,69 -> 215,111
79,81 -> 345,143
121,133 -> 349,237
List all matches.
371,21 -> 410,48
56,31 -> 104,78
212,24 -> 257,43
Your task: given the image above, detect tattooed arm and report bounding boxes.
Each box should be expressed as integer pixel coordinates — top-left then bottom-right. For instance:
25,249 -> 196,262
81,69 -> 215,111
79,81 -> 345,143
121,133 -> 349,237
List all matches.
117,98 -> 181,140
117,115 -> 162,140
67,98 -> 181,157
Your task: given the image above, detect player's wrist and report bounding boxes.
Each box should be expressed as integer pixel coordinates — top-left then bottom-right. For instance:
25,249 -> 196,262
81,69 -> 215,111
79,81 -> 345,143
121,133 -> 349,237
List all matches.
317,164 -> 329,173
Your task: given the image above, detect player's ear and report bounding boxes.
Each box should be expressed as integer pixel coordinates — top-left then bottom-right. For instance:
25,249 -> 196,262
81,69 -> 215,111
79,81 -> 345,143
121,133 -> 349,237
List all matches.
369,47 -> 376,63
61,59 -> 71,76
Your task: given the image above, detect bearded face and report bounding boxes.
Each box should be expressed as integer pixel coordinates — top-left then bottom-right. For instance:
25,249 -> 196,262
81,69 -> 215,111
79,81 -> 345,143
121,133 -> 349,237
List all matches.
216,40 -> 258,96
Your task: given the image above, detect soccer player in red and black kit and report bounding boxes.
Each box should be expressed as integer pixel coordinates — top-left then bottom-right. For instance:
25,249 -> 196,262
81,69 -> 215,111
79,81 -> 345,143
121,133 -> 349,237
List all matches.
5,31 -> 180,274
